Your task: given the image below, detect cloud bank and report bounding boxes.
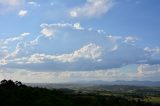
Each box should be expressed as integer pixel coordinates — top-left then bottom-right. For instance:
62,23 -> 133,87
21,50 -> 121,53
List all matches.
0,22 -> 160,72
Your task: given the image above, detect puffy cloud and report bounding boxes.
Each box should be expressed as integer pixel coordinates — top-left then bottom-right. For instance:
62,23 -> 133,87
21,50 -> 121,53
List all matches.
53,43 -> 102,62
10,43 -> 102,64
2,40 -> 153,71
0,33 -> 30,65
41,26 -> 56,38
0,42 -> 24,66
70,0 -> 114,18
18,10 -> 28,17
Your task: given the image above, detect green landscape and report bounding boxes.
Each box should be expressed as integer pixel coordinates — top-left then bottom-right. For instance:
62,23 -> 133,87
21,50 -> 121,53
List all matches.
0,79 -> 160,106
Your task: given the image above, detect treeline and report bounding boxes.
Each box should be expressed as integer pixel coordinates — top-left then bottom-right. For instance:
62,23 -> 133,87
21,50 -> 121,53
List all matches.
0,79 -> 159,106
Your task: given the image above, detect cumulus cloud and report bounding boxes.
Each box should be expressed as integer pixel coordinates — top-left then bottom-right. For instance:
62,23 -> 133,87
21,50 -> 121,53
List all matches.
1,22 -> 160,73
0,42 -> 24,66
70,0 -> 114,18
3,39 -> 156,71
0,33 -> 30,65
10,43 -> 102,64
41,26 -> 56,38
18,10 -> 28,17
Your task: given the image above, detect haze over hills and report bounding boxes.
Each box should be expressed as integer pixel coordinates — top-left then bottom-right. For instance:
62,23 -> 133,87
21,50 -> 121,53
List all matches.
80,80 -> 160,87
26,80 -> 160,90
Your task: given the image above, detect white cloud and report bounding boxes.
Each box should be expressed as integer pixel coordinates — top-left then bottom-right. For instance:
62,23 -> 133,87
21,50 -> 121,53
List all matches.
21,32 -> 30,37
0,69 -> 55,83
8,42 -> 23,58
111,45 -> 118,52
12,43 -> 102,64
0,43 -> 23,65
106,35 -> 121,51
25,35 -> 41,47
0,66 -> 134,83
54,43 -> 102,62
106,35 -> 121,43
28,1 -> 40,7
97,29 -> 106,34
0,33 -> 29,65
137,64 -> 160,77
0,59 -> 7,66
1,32 -> 29,45
1,22 -> 160,74
18,10 -> 28,17
41,26 -> 56,38
40,22 -> 84,38
124,36 -> 138,44
0,65 -> 142,83
73,23 -> 84,30
144,47 -> 160,55
1,64 -> 160,83
70,0 -> 114,18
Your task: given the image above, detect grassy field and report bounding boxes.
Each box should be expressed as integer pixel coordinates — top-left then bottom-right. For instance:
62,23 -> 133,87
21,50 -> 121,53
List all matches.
144,97 -> 160,104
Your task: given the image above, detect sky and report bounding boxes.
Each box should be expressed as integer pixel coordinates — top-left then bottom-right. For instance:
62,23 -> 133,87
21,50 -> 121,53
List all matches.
0,0 -> 160,83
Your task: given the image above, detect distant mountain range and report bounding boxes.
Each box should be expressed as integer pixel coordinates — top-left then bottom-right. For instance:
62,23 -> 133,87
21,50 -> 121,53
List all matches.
26,80 -> 160,89
73,80 -> 160,87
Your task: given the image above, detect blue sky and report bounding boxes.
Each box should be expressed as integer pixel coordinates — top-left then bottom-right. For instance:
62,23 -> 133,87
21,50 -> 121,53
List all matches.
0,0 -> 160,83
